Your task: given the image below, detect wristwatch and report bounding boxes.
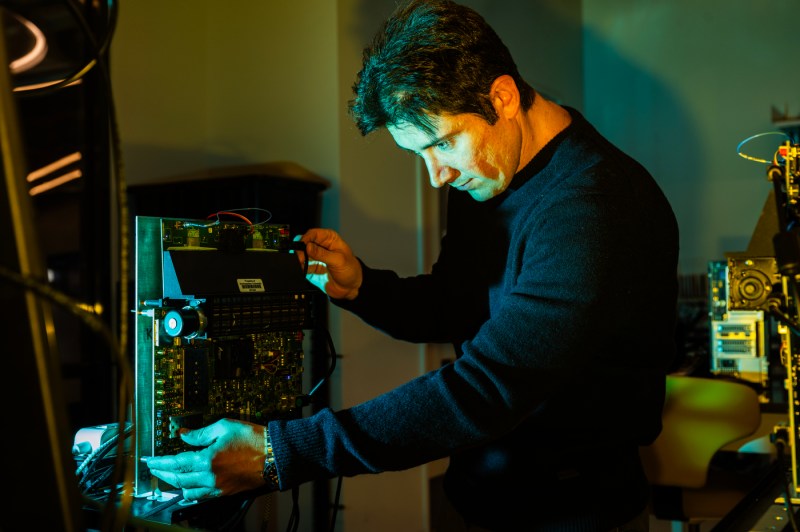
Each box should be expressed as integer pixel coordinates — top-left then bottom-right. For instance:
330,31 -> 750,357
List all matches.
262,426 -> 280,490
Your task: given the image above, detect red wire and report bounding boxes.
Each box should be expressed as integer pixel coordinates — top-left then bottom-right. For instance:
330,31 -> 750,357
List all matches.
208,211 -> 253,225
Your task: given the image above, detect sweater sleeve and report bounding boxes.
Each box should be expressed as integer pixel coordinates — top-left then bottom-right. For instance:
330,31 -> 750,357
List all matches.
330,189 -> 501,345
268,169 -> 678,489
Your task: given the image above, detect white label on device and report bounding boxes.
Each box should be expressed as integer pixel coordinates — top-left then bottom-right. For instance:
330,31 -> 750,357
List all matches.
237,278 -> 265,292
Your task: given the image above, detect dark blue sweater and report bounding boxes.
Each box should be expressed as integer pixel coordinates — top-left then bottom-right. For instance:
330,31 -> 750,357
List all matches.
270,108 -> 679,530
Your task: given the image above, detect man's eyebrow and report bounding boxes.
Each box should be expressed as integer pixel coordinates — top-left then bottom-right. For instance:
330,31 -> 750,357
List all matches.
393,127 -> 457,153
404,131 -> 455,153
420,133 -> 451,151
395,137 -> 445,154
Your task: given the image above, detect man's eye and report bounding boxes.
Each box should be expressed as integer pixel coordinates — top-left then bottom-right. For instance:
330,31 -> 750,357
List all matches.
435,140 -> 451,150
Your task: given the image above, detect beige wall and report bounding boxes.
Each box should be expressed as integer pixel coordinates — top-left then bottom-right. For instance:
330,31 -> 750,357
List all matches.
112,2 -> 340,185
334,2 -> 430,531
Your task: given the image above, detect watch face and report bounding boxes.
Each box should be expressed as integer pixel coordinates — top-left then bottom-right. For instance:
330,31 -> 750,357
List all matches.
263,460 -> 279,490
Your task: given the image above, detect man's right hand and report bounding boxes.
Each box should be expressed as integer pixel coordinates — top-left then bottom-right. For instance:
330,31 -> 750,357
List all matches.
295,228 -> 363,300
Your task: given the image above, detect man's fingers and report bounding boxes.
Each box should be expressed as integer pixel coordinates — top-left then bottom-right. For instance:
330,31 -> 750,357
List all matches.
180,420 -> 228,447
144,450 -> 208,473
291,235 -> 308,265
305,241 -> 332,263
182,486 -> 223,501
307,261 -> 328,275
294,248 -> 307,267
301,228 -> 339,249
148,468 -> 209,489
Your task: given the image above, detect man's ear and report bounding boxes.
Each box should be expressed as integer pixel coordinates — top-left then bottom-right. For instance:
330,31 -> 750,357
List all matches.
490,75 -> 520,120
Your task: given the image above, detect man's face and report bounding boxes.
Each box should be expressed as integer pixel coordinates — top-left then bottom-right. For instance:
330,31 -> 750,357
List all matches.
388,112 -> 522,202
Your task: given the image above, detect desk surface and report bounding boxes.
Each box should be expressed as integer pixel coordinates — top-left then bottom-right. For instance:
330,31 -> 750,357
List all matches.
711,461 -> 800,532
84,489 -> 259,530
723,411 -> 787,453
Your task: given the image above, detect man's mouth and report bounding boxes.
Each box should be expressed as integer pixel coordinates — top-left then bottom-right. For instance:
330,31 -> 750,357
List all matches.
453,178 -> 473,190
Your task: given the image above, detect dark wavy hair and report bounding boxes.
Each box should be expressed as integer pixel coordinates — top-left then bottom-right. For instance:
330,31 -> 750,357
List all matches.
349,0 -> 534,136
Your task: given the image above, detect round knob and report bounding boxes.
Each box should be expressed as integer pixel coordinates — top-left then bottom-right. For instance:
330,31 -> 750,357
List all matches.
163,307 -> 206,339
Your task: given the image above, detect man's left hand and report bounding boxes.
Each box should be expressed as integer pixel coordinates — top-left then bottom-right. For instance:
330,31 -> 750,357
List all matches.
144,418 -> 267,501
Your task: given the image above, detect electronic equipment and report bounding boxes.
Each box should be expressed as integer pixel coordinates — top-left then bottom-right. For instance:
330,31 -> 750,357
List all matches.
708,260 -> 771,398
725,256 -> 782,312
132,215 -> 316,498
718,137 -> 800,509
767,140 -> 800,499
73,423 -> 130,456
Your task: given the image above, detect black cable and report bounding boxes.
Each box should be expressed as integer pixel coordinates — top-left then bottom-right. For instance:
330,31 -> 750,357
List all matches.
290,240 -> 310,277
768,302 -> 800,338
59,2 -> 134,529
77,423 -> 133,492
279,315 -> 339,530
24,1 -> 134,530
218,497 -> 256,532
14,0 -> 119,97
329,475 -> 343,532
0,266 -> 116,353
0,265 -> 134,527
771,166 -> 790,231
285,487 -> 300,532
81,464 -> 116,494
773,434 -> 800,532
307,327 -> 338,400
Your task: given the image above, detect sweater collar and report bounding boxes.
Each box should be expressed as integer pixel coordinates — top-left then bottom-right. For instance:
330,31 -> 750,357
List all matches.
505,106 -> 581,193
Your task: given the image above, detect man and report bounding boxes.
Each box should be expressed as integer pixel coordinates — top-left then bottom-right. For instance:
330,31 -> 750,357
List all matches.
145,1 -> 679,530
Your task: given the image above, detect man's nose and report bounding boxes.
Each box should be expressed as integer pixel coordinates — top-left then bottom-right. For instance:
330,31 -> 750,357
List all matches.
425,157 -> 457,188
